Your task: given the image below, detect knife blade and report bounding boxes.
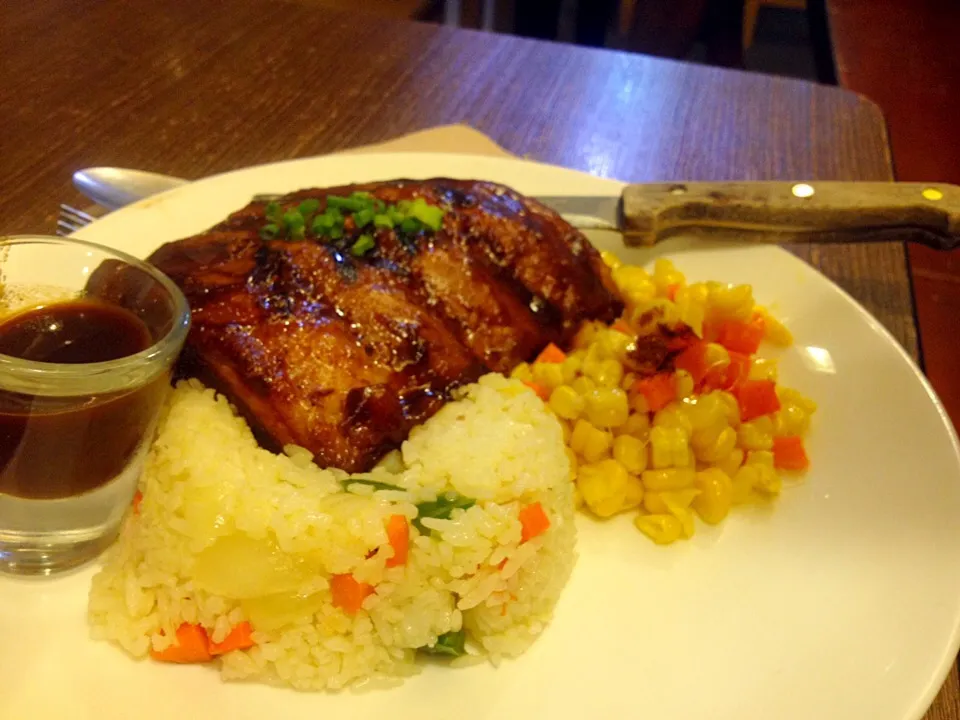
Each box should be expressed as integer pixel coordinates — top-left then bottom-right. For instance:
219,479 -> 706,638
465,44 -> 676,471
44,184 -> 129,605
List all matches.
74,168 -> 960,251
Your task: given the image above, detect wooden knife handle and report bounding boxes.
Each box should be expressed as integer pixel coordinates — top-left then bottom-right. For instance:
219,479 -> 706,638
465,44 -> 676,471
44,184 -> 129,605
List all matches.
620,181 -> 960,250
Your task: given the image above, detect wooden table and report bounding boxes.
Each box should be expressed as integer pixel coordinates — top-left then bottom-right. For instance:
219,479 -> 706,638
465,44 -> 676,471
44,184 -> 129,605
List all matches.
0,0 -> 955,716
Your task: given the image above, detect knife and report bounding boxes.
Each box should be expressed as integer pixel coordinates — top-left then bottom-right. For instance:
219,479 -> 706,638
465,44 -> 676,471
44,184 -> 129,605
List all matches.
74,167 -> 960,251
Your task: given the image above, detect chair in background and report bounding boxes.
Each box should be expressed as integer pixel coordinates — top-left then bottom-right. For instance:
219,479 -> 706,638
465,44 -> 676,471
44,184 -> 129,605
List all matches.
742,0 -> 806,48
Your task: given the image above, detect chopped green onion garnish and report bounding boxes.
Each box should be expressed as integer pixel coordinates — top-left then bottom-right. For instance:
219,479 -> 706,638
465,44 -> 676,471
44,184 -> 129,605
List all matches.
311,215 -> 330,235
283,210 -> 305,238
420,630 -> 466,658
399,217 -> 422,234
353,208 -> 375,229
413,492 -> 475,534
343,477 -> 404,492
312,208 -> 345,236
387,206 -> 406,224
297,199 -> 320,220
351,234 -> 376,257
264,201 -> 282,223
327,194 -> 371,213
262,193 -> 444,244
409,199 -> 445,231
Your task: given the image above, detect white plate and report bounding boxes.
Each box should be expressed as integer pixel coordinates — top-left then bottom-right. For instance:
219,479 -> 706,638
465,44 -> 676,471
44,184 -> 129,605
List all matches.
3,153 -> 960,720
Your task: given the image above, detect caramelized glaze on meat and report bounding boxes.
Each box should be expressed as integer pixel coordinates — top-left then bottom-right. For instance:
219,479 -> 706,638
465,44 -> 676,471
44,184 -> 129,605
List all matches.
148,179 -> 622,471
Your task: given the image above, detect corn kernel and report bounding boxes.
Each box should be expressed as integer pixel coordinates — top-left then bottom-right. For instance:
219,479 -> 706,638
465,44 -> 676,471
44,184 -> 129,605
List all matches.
683,392 -> 724,431
641,467 -> 696,491
692,425 -> 737,463
703,343 -> 731,374
510,363 -> 533,382
558,418 -> 572,443
775,387 -> 813,412
748,357 -> 777,381
621,371 -> 637,392
613,434 -> 647,474
663,500 -> 696,538
613,266 -> 657,306
757,307 -> 793,346
682,282 -> 710,305
612,264 -> 650,288
753,464 -> 782,496
737,418 -> 774,451
627,298 -> 680,331
623,474 -> 645,510
652,258 -> 686,295
581,428 -> 613,463
571,375 -> 596,396
626,304 -> 654,333
600,250 -> 622,269
581,357 -> 603,382
675,284 -> 708,336
650,488 -> 699,516
577,459 -> 629,518
629,391 -> 650,415
675,369 -> 695,398
731,465 -> 759,504
716,391 -> 741,427
747,449 -> 774,468
692,468 -> 733,524
597,329 -> 633,360
623,283 -> 658,308
569,419 -> 592,455
532,362 -> 564,391
649,426 -> 692,468
653,403 -> 693,436
618,412 -> 651,439
591,358 -> 624,389
643,490 -> 667,514
572,321 -> 602,350
585,387 -> 630,428
714,448 -> 745,478
634,513 -> 683,544
708,283 -> 754,322
772,403 -> 810,436
549,385 -> 585,420
560,355 -> 583,384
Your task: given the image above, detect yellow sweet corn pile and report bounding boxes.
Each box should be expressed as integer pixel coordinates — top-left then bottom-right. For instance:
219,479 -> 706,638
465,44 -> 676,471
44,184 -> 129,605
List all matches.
512,256 -> 816,545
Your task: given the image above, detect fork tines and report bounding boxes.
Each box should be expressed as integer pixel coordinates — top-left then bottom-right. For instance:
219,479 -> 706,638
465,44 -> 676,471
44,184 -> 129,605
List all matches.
57,204 -> 97,236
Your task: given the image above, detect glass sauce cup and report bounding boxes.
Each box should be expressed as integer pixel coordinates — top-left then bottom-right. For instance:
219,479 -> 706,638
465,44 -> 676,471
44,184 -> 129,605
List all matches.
0,235 -> 190,574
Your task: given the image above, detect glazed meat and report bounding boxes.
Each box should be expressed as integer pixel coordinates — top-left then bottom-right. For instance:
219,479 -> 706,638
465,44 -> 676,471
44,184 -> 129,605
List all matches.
148,179 -> 622,472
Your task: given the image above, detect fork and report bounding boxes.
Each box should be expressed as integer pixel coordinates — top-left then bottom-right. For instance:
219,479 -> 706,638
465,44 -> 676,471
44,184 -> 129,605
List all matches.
56,193 -> 282,237
56,204 -> 98,236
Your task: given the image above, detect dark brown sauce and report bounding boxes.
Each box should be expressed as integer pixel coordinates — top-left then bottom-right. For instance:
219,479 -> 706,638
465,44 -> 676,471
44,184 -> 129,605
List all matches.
0,300 -> 169,500
0,300 -> 150,363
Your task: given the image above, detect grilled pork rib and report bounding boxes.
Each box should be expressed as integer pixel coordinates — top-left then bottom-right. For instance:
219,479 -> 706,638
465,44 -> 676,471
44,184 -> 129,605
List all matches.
148,179 -> 623,472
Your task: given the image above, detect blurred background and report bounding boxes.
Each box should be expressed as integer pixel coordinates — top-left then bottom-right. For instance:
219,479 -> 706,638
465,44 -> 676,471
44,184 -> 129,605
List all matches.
309,0 -> 833,83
